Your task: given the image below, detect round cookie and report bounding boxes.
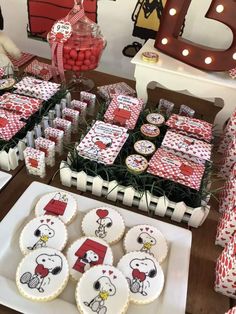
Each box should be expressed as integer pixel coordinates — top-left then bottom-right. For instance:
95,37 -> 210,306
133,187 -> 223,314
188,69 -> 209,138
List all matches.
67,236 -> 113,281
76,265 -> 129,314
140,123 -> 160,139
126,154 -> 148,174
146,113 -> 165,126
117,251 -> 164,304
16,247 -> 69,302
19,215 -> 68,255
82,207 -> 125,244
134,140 -> 156,156
35,191 -> 77,225
124,224 -> 168,263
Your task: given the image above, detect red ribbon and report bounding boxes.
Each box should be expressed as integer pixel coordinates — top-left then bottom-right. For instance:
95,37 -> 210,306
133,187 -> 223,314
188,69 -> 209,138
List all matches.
51,7 -> 85,82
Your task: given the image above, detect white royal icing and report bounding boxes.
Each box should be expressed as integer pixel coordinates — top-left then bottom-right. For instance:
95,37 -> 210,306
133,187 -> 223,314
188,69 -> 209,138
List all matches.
146,113 -> 165,126
67,236 -> 113,281
124,224 -> 168,263
76,265 -> 129,314
16,247 -> 69,301
126,154 -> 148,172
117,251 -> 164,304
134,140 -> 156,156
82,207 -> 125,244
19,215 -> 68,255
35,191 -> 77,225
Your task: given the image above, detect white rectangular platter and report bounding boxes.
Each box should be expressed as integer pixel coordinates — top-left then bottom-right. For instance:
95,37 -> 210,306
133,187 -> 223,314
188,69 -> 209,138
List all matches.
0,182 -> 192,314
0,170 -> 12,190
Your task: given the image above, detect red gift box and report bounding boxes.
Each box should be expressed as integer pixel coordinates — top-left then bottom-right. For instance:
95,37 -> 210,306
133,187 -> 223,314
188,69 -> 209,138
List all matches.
44,192 -> 67,216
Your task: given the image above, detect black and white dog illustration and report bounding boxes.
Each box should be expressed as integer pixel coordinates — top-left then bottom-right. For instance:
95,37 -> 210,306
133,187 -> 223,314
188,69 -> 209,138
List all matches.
27,224 -> 55,250
95,217 -> 112,239
137,232 -> 156,255
127,257 -> 157,296
84,276 -> 116,314
20,253 -> 62,293
78,249 -> 99,272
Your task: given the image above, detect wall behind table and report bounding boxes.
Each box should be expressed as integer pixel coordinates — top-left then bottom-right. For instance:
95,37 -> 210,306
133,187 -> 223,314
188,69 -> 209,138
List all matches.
1,0 -> 233,80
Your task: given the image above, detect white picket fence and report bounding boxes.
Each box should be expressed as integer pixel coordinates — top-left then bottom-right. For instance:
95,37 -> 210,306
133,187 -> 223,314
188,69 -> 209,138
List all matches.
60,161 -> 210,228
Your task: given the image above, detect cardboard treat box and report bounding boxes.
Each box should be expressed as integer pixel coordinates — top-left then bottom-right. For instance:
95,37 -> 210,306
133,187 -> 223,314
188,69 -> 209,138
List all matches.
158,99 -> 174,117
215,205 -> 236,247
97,82 -> 136,100
80,91 -> 96,116
147,148 -> 205,191
23,147 -> 46,178
215,232 -> 236,299
166,114 -> 213,143
62,108 -> 79,133
70,99 -> 87,119
179,105 -> 195,118
24,59 -> 58,81
44,127 -> 64,155
53,118 -> 71,144
104,95 -> 143,130
35,137 -> 55,167
220,138 -> 236,180
218,164 -> 236,213
218,109 -> 236,154
0,109 -> 26,141
162,130 -> 212,165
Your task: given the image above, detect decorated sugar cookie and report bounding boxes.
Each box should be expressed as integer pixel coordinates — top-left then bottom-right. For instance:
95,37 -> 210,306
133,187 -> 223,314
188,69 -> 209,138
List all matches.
146,113 -> 165,126
35,191 -> 77,225
16,247 -> 69,302
67,236 -> 113,281
75,265 -> 129,314
140,123 -> 160,139
82,207 -> 125,244
134,140 -> 156,156
126,154 -> 148,174
19,215 -> 68,255
117,251 -> 164,304
124,224 -> 168,263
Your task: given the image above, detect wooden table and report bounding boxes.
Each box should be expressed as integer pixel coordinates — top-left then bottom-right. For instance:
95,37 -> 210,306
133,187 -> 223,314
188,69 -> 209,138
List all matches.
0,69 -> 231,314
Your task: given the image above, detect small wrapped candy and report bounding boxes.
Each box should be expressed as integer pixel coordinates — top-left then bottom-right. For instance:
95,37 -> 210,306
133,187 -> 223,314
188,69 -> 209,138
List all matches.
24,147 -> 46,178
44,127 -> 64,155
35,137 -> 55,167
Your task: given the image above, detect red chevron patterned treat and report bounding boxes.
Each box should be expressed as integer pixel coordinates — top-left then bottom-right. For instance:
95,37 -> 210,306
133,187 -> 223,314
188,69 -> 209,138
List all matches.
218,109 -> 236,154
179,105 -> 195,117
35,137 -> 55,167
104,95 -> 143,130
166,114 -> 213,143
218,164 -> 236,213
157,99 -> 174,117
0,109 -> 26,141
147,148 -> 205,191
44,127 -> 64,155
53,118 -> 71,144
226,307 -> 236,314
0,93 -> 42,119
24,59 -> 58,81
77,121 -> 128,165
215,233 -> 236,299
24,147 -> 46,178
220,138 -> 236,179
162,130 -> 212,165
62,108 -> 80,133
97,82 -> 136,100
215,205 -> 236,247
80,91 -> 96,115
14,76 -> 60,101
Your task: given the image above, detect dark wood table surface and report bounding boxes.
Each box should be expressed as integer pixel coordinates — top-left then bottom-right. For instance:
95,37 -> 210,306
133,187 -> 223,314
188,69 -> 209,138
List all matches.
0,67 -> 231,314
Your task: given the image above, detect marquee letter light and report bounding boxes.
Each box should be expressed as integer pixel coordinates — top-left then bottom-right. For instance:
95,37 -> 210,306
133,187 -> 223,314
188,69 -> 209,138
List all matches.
154,0 -> 236,71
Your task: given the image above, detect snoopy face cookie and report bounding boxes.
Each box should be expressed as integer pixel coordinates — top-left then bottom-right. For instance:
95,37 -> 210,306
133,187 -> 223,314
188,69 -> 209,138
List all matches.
124,224 -> 168,263
67,236 -> 113,281
35,191 -> 77,225
75,265 -> 129,314
19,215 -> 68,255
82,207 -> 125,244
16,247 -> 69,301
117,251 -> 164,304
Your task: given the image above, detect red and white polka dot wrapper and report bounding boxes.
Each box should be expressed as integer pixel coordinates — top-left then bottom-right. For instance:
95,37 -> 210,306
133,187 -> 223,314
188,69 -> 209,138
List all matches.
70,99 -> 87,118
97,82 -> 136,101
53,118 -> 71,144
80,91 -> 96,115
220,138 -> 236,179
229,68 -> 236,79
23,147 -> 46,178
218,164 -> 236,213
77,121 -> 128,165
35,137 -> 55,167
179,104 -> 195,118
215,233 -> 236,299
147,148 -> 205,191
218,109 -> 236,154
14,76 -> 60,101
24,59 -> 59,81
0,93 -> 42,119
161,130 -> 212,165
226,307 -> 236,314
158,99 -> 175,117
104,95 -> 143,130
215,204 -> 236,248
62,107 -> 79,133
0,109 -> 26,141
44,127 -> 64,154
166,114 -> 213,143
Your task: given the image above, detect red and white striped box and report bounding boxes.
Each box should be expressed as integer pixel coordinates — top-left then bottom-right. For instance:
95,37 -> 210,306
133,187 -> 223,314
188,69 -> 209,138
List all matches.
97,82 -> 136,100
220,138 -> 236,179
218,109 -> 236,154
53,118 -> 71,144
218,164 -> 236,213
161,130 -> 212,165
62,108 -> 79,133
215,232 -> 236,299
147,148 -> 205,191
166,114 -> 213,143
225,307 -> 236,314
35,137 -> 55,167
104,95 -> 143,130
44,127 -> 64,155
23,147 -> 46,178
215,204 -> 236,247
70,99 -> 87,119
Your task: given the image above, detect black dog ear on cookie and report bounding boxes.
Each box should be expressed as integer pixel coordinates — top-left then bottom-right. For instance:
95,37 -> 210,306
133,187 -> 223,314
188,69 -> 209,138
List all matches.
34,229 -> 41,237
93,280 -> 101,290
51,266 -> 62,275
148,269 -> 157,278
137,236 -> 143,244
0,6 -> 4,31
